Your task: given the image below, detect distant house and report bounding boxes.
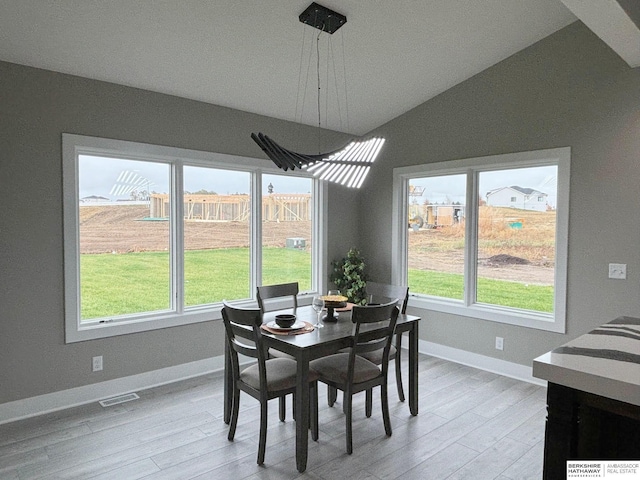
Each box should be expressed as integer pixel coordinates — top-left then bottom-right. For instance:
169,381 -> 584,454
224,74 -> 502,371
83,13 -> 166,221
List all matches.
80,195 -> 110,203
485,186 -> 548,211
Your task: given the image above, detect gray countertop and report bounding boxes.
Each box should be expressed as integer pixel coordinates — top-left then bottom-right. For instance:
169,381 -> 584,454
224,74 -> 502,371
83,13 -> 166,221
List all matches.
533,316 -> 640,406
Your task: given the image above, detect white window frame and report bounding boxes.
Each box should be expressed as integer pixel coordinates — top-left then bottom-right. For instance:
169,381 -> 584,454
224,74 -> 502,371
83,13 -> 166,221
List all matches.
63,134 -> 327,343
392,147 -> 570,333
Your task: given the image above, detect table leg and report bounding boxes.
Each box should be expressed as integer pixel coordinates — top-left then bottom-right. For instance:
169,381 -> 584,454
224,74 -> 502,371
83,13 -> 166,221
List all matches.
295,351 -> 310,472
408,322 -> 419,416
223,338 -> 232,425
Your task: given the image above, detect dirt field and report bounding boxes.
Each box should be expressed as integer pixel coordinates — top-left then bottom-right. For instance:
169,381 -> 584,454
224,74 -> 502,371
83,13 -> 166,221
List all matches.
407,207 -> 556,285
408,246 -> 554,284
80,204 -> 554,284
79,205 -> 311,254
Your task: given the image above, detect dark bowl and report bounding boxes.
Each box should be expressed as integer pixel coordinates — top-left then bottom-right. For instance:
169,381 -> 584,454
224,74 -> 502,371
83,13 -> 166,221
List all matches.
275,314 -> 296,328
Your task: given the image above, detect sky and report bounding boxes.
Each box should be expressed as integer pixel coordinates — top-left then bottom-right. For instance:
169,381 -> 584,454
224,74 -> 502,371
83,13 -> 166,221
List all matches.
79,155 -> 557,207
78,156 -> 311,199
409,165 -> 558,207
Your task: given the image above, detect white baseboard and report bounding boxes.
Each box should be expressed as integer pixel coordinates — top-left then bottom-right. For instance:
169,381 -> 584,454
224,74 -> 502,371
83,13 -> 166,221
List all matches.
0,356 -> 225,425
416,339 -> 546,387
0,341 -> 546,426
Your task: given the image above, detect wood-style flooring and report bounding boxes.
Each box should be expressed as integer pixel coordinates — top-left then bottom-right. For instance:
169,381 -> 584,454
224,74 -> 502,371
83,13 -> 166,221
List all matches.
0,354 -> 547,479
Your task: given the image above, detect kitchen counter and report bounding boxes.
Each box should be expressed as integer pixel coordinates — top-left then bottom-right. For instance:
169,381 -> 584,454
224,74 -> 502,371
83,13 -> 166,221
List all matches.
533,316 -> 640,406
533,316 -> 640,479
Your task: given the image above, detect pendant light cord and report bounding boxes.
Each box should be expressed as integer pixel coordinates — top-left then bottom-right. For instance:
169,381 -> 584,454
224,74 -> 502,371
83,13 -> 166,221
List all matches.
316,28 -> 323,154
296,14 -> 350,153
340,31 -> 349,133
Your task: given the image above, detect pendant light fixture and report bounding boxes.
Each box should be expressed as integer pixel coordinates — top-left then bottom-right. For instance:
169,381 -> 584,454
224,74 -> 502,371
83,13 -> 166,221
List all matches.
251,2 -> 385,188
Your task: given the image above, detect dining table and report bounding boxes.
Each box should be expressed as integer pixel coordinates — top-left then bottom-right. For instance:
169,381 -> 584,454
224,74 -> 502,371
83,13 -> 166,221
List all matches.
222,304 -> 421,473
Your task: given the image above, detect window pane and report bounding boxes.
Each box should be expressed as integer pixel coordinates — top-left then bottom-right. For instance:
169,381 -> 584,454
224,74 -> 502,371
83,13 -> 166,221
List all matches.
183,166 -> 251,306
262,174 -> 313,291
407,175 -> 466,300
78,156 -> 170,321
478,166 -> 557,312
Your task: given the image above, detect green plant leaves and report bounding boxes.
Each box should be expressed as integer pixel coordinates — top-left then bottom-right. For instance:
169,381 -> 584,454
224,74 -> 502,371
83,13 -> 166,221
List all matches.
329,247 -> 368,305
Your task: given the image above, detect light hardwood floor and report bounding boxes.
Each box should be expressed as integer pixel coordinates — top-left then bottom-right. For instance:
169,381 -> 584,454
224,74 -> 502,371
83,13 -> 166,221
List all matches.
0,354 -> 547,479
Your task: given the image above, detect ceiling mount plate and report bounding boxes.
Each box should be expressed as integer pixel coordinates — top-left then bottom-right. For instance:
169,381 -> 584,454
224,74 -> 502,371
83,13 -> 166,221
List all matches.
299,2 -> 347,34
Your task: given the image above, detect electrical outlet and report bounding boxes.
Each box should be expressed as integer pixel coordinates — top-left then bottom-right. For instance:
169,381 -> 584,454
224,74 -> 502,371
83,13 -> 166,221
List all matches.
608,263 -> 627,280
92,355 -> 103,372
495,337 -> 504,351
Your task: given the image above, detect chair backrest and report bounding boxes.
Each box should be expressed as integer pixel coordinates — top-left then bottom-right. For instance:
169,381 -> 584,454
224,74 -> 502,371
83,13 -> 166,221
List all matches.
256,282 -> 299,313
365,281 -> 409,314
349,301 -> 400,377
221,302 -> 268,386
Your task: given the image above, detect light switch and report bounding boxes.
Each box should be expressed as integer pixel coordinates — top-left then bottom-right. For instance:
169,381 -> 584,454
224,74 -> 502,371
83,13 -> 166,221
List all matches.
608,263 -> 627,280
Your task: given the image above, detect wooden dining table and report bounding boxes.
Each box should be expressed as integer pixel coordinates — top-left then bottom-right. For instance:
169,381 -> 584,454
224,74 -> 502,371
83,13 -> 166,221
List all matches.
223,304 -> 421,473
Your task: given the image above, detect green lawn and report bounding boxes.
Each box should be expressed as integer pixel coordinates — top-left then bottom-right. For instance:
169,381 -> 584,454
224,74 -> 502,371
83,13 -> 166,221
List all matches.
80,248 -> 553,320
80,247 -> 311,320
408,269 -> 553,312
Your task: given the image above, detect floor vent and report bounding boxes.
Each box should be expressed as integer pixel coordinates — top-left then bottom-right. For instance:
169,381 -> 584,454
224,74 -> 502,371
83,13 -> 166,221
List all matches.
99,392 -> 140,407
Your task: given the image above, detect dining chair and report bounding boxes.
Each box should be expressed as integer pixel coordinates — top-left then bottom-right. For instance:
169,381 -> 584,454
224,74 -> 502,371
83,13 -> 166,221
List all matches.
309,301 -> 399,454
327,282 -> 409,412
222,301 -> 319,465
257,282 -> 299,312
256,282 -> 299,419
363,281 -> 409,404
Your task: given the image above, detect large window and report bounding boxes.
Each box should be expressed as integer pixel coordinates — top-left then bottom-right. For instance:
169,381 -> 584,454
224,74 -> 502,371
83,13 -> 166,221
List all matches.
261,174 -> 313,289
392,147 -> 569,332
63,134 -> 325,342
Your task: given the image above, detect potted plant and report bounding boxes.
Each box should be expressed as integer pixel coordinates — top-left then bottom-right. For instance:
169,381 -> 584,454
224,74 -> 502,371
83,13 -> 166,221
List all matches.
329,247 -> 367,305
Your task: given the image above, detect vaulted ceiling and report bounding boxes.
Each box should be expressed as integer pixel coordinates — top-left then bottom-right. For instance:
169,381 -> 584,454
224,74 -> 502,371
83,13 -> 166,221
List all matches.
1,1 -> 638,135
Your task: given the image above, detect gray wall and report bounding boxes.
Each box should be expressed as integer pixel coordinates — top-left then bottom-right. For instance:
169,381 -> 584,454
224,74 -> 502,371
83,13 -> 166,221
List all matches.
0,62 -> 351,404
2,20 -> 639,407
359,22 -> 640,364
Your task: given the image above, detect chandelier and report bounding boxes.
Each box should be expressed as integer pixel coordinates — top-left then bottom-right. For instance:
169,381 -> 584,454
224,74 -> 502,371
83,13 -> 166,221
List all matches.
251,2 -> 385,188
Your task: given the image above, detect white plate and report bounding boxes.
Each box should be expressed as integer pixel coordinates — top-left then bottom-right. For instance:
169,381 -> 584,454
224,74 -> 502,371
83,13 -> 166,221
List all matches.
266,320 -> 306,331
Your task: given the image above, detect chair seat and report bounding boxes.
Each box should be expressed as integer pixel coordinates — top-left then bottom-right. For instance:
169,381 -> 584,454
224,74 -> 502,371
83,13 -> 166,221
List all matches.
240,357 -> 319,391
310,353 -> 381,385
339,345 -> 397,365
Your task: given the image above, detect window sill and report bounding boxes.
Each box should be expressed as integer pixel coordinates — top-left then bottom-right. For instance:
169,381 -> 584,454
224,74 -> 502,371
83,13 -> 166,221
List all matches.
66,294 -> 321,343
66,308 -> 225,343
408,295 -> 566,333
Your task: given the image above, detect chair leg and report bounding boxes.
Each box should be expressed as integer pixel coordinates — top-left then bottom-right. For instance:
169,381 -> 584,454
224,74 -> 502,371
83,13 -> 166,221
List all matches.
345,391 -> 353,455
228,388 -> 240,441
327,385 -> 337,406
279,395 -> 286,422
257,399 -> 268,465
395,333 -> 406,402
381,383 -> 392,437
293,393 -> 297,420
365,389 -> 373,417
310,381 -> 319,441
